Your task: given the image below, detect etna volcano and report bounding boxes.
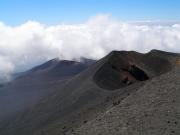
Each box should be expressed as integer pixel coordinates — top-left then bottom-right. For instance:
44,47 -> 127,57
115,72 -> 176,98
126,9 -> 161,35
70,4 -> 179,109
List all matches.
0,50 -> 179,135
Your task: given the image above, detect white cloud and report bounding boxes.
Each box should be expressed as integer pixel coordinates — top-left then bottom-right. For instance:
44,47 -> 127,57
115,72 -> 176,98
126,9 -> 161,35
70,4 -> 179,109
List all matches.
0,15 -> 180,81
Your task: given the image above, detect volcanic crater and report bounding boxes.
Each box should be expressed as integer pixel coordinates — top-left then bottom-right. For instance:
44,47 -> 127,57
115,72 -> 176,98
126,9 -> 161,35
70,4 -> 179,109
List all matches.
93,50 -> 175,90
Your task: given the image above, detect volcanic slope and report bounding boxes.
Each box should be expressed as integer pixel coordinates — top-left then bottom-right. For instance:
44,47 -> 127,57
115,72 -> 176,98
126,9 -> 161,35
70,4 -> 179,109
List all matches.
0,58 -> 94,122
0,50 -> 179,135
70,66 -> 180,135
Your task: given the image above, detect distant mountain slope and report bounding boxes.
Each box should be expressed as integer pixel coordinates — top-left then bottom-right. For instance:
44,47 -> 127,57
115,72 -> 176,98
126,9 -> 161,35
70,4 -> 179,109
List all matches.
0,50 -> 179,135
0,58 -> 95,122
14,58 -> 95,81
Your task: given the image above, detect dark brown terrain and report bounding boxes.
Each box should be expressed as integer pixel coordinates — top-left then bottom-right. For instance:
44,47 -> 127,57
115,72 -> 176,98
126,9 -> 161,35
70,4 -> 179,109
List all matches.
0,50 -> 179,135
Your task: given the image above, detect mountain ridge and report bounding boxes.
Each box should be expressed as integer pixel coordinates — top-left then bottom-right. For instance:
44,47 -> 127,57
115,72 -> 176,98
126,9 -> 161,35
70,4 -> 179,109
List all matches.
0,50 -> 179,135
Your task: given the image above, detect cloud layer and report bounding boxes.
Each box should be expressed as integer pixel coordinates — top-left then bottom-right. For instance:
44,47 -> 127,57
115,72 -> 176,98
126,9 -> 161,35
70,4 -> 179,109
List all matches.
0,15 -> 180,81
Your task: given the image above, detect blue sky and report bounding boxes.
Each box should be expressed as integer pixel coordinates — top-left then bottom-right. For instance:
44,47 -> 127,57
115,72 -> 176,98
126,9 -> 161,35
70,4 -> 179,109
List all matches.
0,0 -> 180,25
